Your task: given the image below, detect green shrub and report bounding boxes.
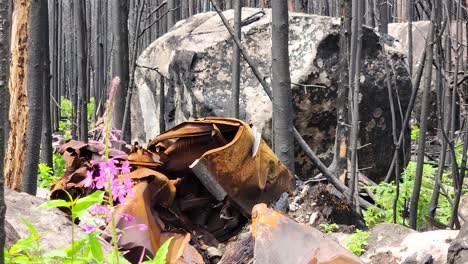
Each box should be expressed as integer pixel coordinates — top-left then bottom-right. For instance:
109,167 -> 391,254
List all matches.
364,161 -> 453,230
319,223 -> 339,233
411,126 -> 420,141
346,230 -> 369,256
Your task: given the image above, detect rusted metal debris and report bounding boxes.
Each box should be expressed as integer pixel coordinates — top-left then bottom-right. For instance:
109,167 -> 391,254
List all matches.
50,117 -> 360,263
251,204 -> 362,264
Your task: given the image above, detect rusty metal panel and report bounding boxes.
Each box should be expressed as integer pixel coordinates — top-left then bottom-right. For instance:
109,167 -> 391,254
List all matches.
252,204 -> 363,264
151,117 -> 294,216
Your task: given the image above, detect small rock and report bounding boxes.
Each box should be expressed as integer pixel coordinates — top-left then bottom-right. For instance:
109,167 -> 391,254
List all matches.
289,203 -> 298,212
308,212 -> 319,226
447,221 -> 468,264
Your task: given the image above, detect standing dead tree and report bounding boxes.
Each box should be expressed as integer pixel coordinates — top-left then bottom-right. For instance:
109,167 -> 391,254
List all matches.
330,0 -> 351,182
348,0 -> 363,207
22,0 -> 49,195
75,0 -> 88,142
111,0 -> 130,142
271,0 -> 295,173
410,6 -> 435,230
0,0 -> 11,257
5,0 -> 32,192
231,0 -> 241,118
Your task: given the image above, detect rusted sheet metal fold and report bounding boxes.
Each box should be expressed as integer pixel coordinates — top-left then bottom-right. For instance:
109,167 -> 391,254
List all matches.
151,117 -> 294,216
114,175 -> 203,263
252,204 -> 363,264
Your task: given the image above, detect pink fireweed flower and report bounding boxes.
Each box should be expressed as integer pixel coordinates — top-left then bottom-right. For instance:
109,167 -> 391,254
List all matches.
84,170 -> 94,188
89,204 -> 108,216
83,224 -> 95,234
123,214 -> 135,222
95,159 -> 118,190
137,224 -> 148,231
120,161 -> 131,174
111,178 -> 133,204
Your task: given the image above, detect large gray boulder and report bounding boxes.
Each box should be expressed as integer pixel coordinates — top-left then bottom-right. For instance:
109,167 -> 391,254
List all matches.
362,223 -> 458,264
132,8 -> 412,181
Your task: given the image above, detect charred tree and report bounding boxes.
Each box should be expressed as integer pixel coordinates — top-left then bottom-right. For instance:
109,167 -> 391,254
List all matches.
75,0 -> 88,142
271,0 -> 295,173
295,0 -> 305,13
231,0 -> 241,118
111,0 -> 130,142
22,0 -> 49,195
331,0 -> 351,183
410,8 -> 434,230
0,0 -> 11,256
379,0 -> 389,34
408,0 -> 413,75
167,0 -> 175,29
349,0 -> 363,207
40,0 -> 52,168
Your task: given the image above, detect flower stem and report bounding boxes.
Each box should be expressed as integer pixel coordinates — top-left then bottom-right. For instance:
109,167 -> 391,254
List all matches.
104,79 -> 119,264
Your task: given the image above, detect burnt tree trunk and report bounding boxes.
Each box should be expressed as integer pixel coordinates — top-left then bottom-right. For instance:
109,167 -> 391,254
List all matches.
40,2 -> 52,168
331,0 -> 351,183
22,0 -> 49,195
271,0 -> 295,173
167,0 -> 175,29
410,8 -> 434,230
111,0 -> 130,142
231,0 -> 241,118
0,0 -> 11,257
75,0 -> 87,142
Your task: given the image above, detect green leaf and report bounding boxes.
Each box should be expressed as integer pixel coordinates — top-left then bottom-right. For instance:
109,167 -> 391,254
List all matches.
39,199 -> 71,209
65,238 -> 86,257
153,237 -> 173,264
42,249 -> 68,259
10,255 -> 30,264
72,191 -> 105,216
4,247 -> 10,262
88,233 -> 104,262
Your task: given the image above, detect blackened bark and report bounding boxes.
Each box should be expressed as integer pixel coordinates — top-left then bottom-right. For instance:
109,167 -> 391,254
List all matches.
0,0 -> 10,256
271,0 -> 295,173
349,0 -> 363,206
379,0 -> 388,34
111,0 -> 130,142
408,0 -> 413,75
23,0 -> 49,195
121,0 -> 146,140
410,11 -> 434,230
331,0 -> 351,183
450,0 -> 464,229
75,0 -> 87,142
40,16 -> 53,168
295,0 -> 305,12
428,0 -> 446,222
231,0 -> 241,118
159,75 -> 165,132
167,0 -> 175,29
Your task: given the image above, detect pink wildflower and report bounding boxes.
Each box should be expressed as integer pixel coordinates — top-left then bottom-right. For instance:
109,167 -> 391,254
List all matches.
137,224 -> 148,231
83,224 -> 95,234
120,161 -> 131,174
89,204 -> 108,215
84,170 -> 94,188
123,214 -> 135,222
